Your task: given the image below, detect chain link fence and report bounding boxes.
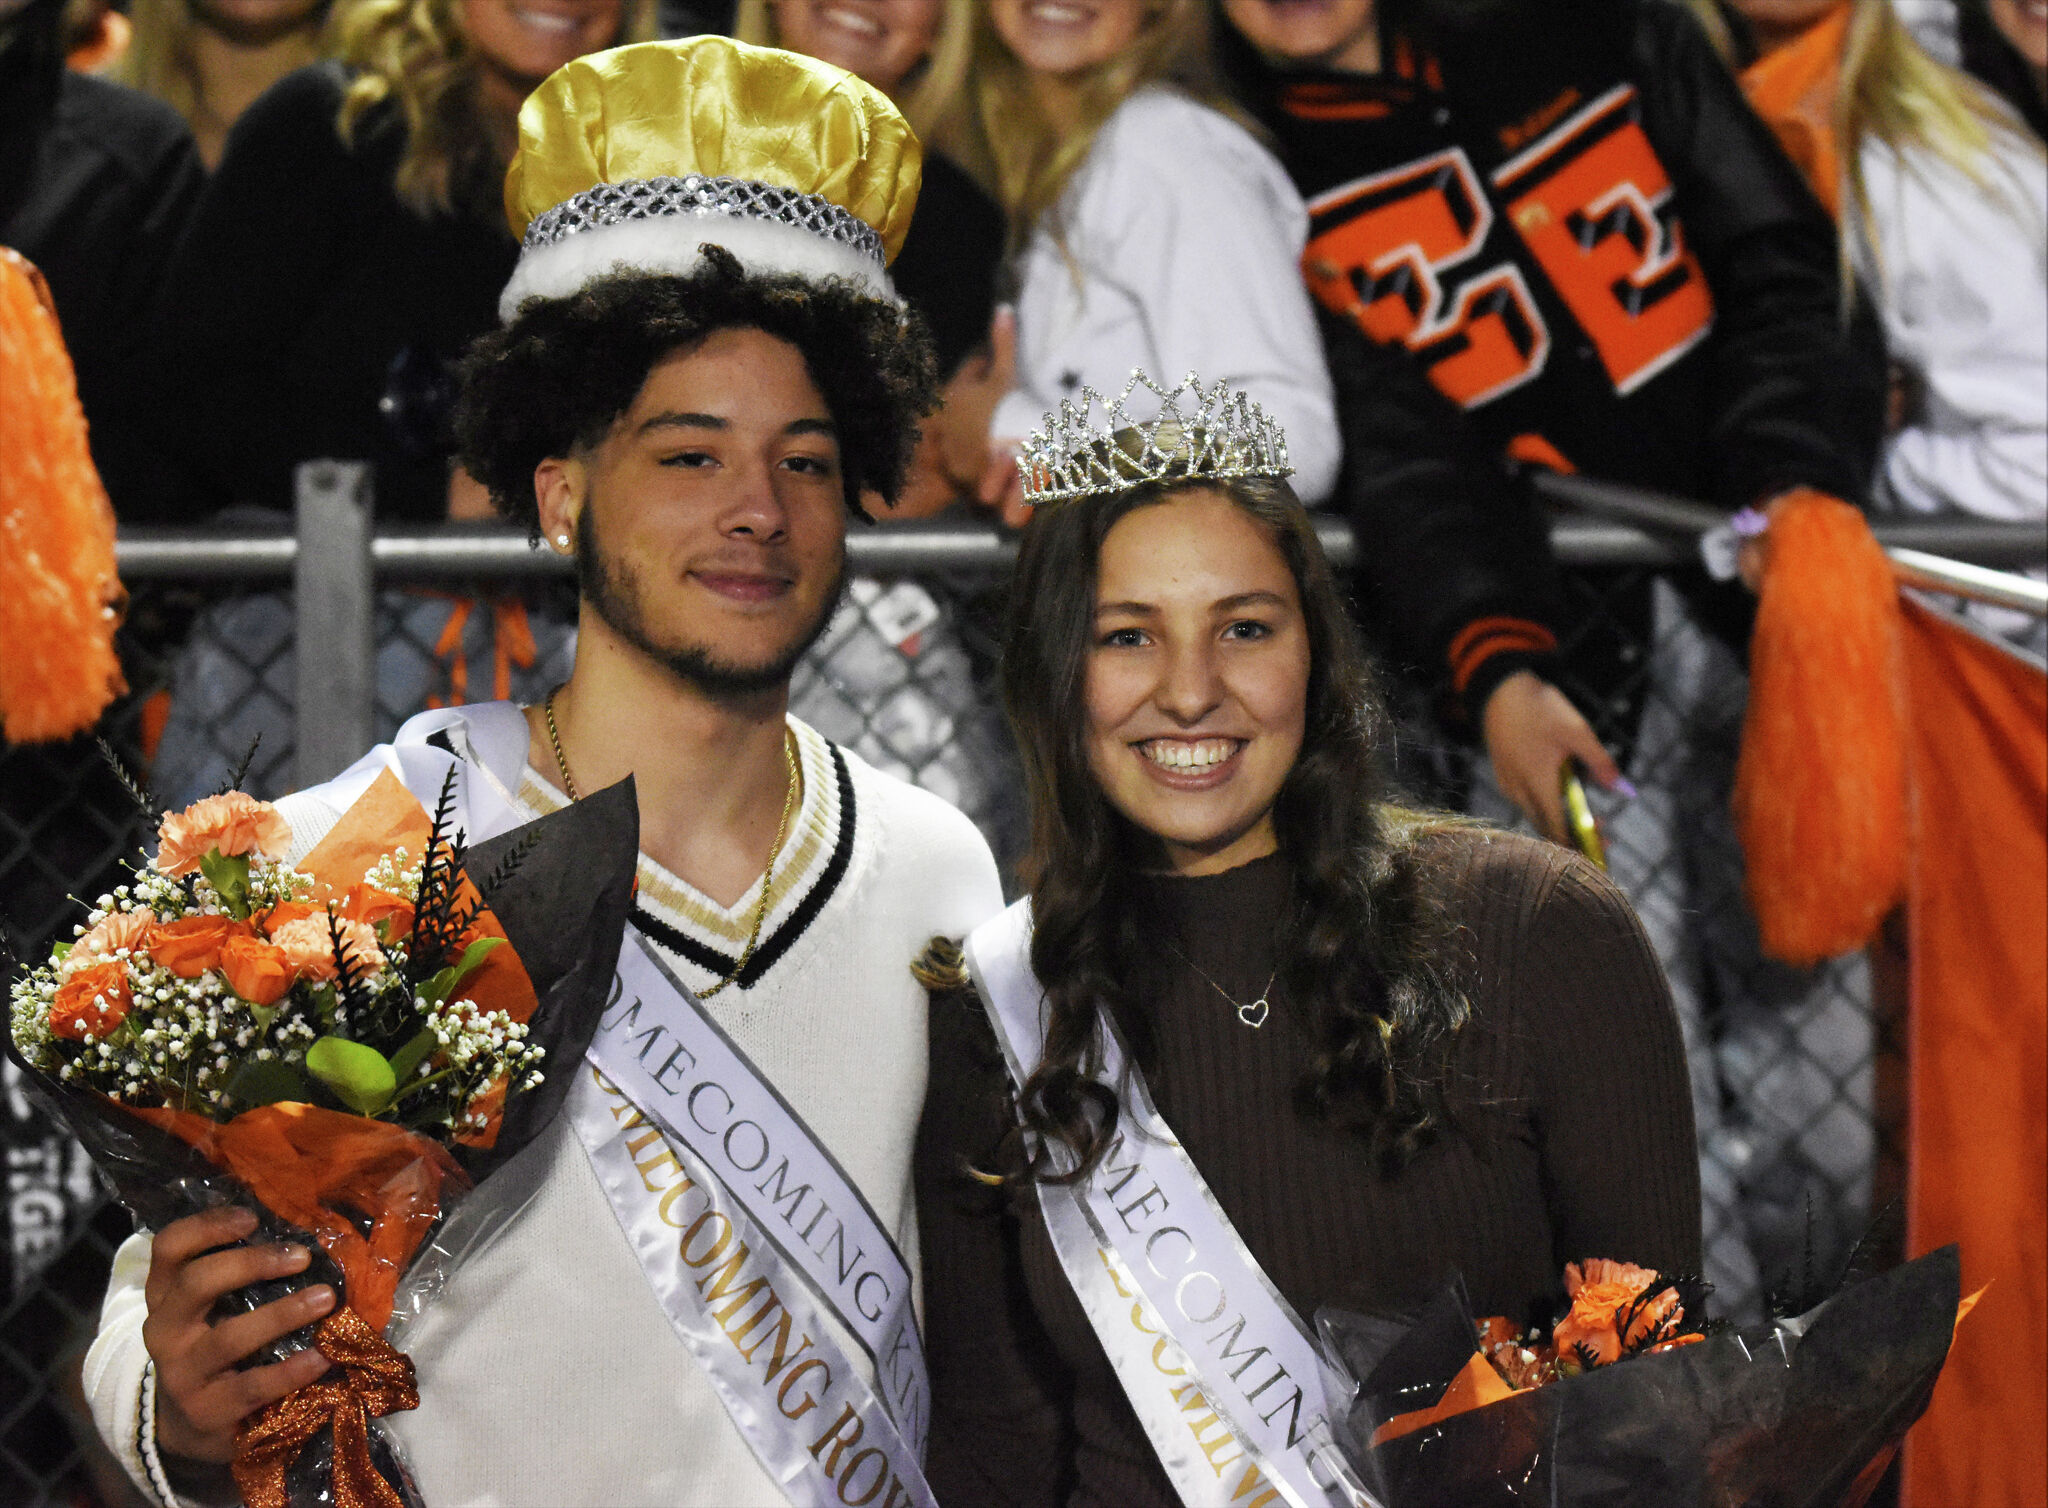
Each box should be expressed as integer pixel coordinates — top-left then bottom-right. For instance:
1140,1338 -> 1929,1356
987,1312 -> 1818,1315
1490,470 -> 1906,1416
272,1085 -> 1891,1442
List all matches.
4,489 -> 2039,1505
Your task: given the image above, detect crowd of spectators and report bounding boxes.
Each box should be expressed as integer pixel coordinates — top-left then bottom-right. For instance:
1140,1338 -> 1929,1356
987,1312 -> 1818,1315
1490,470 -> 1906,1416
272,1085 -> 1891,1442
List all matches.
3,0 -> 2044,1315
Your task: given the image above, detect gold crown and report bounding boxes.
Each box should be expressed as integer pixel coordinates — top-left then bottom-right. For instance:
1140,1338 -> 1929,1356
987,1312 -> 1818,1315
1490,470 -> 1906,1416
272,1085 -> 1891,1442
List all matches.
1017,371 -> 1294,507
498,38 -> 921,320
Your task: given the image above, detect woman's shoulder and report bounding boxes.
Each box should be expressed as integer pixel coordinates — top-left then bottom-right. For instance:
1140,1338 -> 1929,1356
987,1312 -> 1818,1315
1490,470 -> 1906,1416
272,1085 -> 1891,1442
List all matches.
1091,86 -> 1288,183
236,60 -> 352,132
214,62 -> 362,172
1409,821 -> 1646,968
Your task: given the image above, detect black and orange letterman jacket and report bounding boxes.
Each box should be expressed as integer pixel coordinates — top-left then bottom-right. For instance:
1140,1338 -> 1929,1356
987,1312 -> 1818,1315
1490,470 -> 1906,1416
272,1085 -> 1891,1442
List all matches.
1224,0 -> 1886,726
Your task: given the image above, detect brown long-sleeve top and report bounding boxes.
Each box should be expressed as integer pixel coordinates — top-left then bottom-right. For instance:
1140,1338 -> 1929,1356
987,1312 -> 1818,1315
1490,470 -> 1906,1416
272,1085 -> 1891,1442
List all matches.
914,827 -> 1702,1507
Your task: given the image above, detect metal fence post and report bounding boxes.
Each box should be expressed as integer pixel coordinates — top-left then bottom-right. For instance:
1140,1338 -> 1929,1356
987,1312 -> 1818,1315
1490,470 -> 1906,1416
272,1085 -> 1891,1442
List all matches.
294,460 -> 375,789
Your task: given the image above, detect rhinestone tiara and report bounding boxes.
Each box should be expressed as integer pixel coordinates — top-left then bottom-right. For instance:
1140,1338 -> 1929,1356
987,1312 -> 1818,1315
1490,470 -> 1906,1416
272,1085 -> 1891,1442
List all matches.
522,174 -> 885,269
1017,371 -> 1293,508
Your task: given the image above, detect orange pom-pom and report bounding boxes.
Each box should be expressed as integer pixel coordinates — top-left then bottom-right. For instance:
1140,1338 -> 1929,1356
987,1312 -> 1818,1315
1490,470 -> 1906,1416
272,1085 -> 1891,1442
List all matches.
0,247 -> 124,743
1733,489 -> 1907,965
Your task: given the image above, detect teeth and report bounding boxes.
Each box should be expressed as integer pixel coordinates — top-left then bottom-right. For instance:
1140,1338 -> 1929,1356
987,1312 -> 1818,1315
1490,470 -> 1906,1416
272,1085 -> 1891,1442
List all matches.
1141,739 -> 1238,771
511,7 -> 576,31
819,5 -> 883,36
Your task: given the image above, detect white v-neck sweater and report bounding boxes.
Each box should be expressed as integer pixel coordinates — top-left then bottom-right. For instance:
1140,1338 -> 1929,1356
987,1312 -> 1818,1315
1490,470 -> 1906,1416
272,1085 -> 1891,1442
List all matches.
85,710 -> 1003,1507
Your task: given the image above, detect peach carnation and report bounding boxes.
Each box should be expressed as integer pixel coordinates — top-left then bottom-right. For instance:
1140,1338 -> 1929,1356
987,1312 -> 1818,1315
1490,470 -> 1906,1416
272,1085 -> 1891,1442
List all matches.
70,909 -> 154,969
155,792 -> 292,877
271,913 -> 385,982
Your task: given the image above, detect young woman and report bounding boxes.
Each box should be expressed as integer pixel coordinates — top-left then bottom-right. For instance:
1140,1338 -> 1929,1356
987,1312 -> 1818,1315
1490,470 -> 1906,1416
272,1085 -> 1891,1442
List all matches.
1700,0 -> 2045,644
139,0 -> 650,803
955,0 -> 1339,522
115,0 -> 345,166
733,0 -> 1003,512
915,383 -> 1703,1505
139,0 -> 652,525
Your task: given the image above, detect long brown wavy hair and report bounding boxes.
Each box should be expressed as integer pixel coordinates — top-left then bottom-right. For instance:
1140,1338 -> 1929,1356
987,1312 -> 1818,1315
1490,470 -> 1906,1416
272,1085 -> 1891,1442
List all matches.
1000,467 -> 1472,1186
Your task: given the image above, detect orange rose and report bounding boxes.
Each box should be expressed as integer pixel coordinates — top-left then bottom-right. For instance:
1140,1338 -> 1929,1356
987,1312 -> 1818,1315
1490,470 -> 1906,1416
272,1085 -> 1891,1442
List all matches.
219,934 -> 296,1006
256,901 -> 320,936
339,884 -> 414,940
1553,1261 -> 1682,1367
271,913 -> 385,982
147,915 -> 249,978
50,961 -> 133,1039
156,792 -> 292,878
71,909 -> 154,966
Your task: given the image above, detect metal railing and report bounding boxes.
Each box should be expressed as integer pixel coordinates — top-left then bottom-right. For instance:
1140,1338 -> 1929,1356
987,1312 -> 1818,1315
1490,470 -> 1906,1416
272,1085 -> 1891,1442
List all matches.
116,463 -> 2048,788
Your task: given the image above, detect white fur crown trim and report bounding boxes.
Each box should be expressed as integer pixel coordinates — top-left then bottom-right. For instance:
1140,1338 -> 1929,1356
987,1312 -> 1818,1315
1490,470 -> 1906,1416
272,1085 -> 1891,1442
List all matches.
497,215 -> 897,322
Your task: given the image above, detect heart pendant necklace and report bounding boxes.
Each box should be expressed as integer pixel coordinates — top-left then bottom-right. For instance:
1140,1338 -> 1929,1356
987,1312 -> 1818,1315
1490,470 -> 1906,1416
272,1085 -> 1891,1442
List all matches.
1167,942 -> 1277,1030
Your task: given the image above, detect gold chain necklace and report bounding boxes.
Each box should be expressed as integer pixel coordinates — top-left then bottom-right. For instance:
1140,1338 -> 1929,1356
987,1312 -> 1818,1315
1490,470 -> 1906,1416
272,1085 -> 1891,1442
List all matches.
1164,941 -> 1277,1030
542,691 -> 800,999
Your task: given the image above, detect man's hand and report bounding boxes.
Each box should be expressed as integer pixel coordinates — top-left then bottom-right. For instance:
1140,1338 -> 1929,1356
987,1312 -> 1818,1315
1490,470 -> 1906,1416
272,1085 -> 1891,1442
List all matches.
142,1207 -> 335,1462
1481,670 -> 1628,845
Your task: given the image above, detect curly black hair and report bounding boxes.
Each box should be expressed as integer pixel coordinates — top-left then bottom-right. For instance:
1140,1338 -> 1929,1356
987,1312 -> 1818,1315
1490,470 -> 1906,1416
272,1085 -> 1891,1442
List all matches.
453,247 -> 939,531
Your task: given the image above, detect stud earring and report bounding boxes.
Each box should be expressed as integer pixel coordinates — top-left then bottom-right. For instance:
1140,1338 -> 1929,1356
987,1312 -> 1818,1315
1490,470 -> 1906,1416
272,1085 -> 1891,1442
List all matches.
555,533 -> 571,550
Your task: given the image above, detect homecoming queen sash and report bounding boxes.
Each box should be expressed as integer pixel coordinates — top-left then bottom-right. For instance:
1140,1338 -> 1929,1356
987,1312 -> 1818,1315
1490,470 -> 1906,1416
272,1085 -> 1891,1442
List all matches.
966,901 -> 1381,1508
314,705 -> 935,1508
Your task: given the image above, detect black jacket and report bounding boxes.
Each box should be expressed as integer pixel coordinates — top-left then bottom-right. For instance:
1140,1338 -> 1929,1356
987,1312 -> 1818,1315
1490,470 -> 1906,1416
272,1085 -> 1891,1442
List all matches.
139,63 -> 517,522
1226,0 -> 1886,718
0,0 -> 203,520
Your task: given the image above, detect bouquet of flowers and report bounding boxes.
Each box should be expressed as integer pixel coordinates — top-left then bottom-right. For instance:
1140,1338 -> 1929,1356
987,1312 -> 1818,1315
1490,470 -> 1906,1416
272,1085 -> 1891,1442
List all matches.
7,765 -> 638,1508
1320,1247 -> 1970,1508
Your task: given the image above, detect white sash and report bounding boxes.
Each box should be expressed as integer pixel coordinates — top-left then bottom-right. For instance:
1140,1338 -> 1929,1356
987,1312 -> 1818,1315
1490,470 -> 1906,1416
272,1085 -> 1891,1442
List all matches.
964,901 -> 1381,1508
321,705 -> 935,1506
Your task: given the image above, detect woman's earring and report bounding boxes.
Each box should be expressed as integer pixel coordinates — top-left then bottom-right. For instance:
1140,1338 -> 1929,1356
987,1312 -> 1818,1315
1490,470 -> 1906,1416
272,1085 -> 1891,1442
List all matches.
555,533 -> 572,551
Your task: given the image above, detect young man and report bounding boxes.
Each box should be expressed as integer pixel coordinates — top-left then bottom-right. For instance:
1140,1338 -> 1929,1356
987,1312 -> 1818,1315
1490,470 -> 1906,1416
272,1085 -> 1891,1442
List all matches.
84,37 -> 1003,1507
1218,0 -> 1888,1320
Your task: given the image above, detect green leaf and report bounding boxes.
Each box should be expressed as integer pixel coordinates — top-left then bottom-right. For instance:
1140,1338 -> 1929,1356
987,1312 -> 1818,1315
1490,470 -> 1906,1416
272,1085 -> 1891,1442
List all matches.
305,1036 -> 397,1117
388,1028 -> 437,1088
225,1056 -> 313,1109
52,941 -> 72,961
199,850 -> 252,920
418,936 -> 503,1008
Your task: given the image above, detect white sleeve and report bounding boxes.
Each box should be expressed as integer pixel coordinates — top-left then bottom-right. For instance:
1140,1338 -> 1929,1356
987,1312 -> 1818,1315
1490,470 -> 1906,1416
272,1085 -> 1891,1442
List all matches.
83,1229 -> 200,1508
1863,133 -> 2048,523
997,93 -> 1341,504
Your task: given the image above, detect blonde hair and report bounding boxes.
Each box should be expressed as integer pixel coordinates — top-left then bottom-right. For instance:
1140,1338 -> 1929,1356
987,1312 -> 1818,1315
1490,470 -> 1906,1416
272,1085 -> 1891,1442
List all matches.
952,0 -> 1245,253
336,0 -> 655,220
1684,0 -> 2043,258
117,0 -> 346,133
730,0 -> 977,142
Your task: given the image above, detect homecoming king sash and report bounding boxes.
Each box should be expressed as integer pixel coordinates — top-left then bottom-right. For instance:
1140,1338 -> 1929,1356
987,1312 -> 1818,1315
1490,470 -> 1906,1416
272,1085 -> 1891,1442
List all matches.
966,900 -> 1381,1508
315,705 -> 935,1508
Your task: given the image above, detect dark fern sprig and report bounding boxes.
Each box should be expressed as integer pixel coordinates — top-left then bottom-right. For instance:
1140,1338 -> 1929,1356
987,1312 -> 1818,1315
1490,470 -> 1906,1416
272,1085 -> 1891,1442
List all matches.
404,769 -> 475,985
95,737 -> 158,818
475,827 -> 544,902
1612,1277 -> 1690,1361
327,906 -> 378,1023
217,733 -> 264,798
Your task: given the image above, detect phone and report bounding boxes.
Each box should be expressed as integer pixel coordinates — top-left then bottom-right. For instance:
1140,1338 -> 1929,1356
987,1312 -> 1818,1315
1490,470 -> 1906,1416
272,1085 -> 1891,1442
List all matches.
1559,761 -> 1608,871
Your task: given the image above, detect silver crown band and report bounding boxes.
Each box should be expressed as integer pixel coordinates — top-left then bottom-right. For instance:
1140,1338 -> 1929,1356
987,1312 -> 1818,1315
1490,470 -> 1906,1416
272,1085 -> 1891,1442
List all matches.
522,175 -> 885,269
1017,371 -> 1294,507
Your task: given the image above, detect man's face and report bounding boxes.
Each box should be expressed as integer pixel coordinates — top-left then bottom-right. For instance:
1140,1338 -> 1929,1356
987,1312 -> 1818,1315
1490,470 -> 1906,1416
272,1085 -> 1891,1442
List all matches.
547,327 -> 849,698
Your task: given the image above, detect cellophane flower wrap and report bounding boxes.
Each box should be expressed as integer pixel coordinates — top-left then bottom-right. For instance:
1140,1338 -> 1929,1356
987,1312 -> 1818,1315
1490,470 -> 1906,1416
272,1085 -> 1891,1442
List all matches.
1317,1248 -> 1971,1508
7,769 -> 638,1508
